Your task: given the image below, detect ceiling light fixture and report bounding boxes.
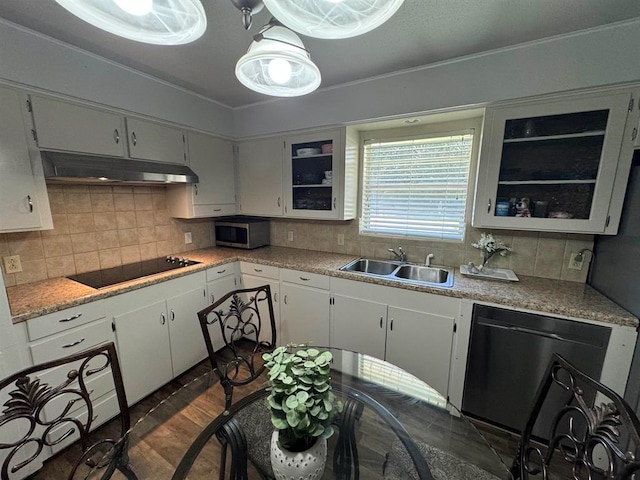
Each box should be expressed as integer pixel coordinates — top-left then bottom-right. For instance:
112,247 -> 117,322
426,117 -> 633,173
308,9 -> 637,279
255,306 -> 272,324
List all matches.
262,0 -> 405,39
55,0 -> 207,45
235,20 -> 321,97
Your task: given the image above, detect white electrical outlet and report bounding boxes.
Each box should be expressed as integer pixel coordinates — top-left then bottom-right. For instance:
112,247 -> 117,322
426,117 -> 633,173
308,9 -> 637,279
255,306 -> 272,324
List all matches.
287,231 -> 294,242
568,252 -> 583,270
184,232 -> 192,244
337,234 -> 345,246
3,255 -> 22,273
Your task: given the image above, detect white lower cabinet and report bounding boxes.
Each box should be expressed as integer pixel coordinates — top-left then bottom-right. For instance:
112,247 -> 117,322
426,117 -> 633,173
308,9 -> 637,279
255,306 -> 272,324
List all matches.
205,264 -> 238,352
111,273 -> 207,405
280,269 -> 331,347
330,278 -> 459,398
240,262 -> 280,346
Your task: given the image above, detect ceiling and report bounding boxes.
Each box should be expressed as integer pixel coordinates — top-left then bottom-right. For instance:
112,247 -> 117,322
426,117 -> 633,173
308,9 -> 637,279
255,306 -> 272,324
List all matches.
1,1 -> 639,109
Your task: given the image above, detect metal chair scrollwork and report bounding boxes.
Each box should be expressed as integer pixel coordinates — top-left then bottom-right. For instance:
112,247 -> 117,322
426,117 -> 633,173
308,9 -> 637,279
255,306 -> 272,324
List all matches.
0,341 -> 136,480
511,353 -> 640,480
197,284 -> 277,408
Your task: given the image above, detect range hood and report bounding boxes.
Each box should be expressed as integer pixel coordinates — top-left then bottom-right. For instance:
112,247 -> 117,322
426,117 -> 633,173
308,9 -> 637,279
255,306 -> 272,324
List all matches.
41,150 -> 199,184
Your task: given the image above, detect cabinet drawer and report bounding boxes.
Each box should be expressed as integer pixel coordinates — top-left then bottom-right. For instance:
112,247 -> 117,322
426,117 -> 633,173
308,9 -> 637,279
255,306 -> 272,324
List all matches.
240,262 -> 279,280
206,263 -> 235,282
194,204 -> 236,217
26,302 -> 107,341
47,391 -> 118,454
30,319 -> 110,364
280,269 -> 330,290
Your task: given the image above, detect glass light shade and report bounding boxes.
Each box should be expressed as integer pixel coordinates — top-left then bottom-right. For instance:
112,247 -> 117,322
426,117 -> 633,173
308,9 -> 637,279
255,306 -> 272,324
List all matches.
262,0 -> 404,39
55,0 -> 207,45
235,25 -> 321,97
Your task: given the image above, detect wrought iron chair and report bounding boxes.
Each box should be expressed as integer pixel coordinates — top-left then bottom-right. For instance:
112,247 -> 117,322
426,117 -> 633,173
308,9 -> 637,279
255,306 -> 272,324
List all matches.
0,341 -> 136,480
197,284 -> 277,409
511,353 -> 640,480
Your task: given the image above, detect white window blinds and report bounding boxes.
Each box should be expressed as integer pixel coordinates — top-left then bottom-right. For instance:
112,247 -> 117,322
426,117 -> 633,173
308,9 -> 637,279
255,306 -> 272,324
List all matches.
361,130 -> 474,241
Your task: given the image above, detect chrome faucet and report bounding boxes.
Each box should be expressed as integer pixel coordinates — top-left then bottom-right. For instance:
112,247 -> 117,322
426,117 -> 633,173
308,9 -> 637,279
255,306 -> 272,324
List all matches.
388,247 -> 406,263
425,253 -> 434,267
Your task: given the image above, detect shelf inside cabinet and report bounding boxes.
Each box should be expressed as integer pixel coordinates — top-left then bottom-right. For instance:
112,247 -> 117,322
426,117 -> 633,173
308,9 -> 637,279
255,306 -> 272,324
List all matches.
502,131 -> 605,143
498,180 -> 597,185
293,153 -> 332,160
293,184 -> 332,188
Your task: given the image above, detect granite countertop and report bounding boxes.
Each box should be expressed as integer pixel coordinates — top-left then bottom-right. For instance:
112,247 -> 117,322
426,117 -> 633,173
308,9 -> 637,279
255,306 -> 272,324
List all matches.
6,246 -> 638,328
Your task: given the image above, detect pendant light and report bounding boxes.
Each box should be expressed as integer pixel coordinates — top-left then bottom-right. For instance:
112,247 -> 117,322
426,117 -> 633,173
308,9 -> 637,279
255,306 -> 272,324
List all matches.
55,0 -> 207,45
235,21 -> 321,97
262,0 -> 405,39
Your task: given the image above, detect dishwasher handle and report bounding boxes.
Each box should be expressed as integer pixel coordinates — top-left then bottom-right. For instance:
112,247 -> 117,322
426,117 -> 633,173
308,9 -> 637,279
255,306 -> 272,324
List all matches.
477,320 -> 598,347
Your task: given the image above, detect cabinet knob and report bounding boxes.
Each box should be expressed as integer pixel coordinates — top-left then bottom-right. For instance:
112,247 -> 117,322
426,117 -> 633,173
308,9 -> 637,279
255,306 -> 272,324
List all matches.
161,312 -> 166,325
170,310 -> 175,321
390,319 -> 394,331
131,131 -> 137,146
27,195 -> 33,213
487,198 -> 492,213
283,295 -> 288,305
277,197 -> 281,207
379,317 -> 383,328
113,128 -> 120,144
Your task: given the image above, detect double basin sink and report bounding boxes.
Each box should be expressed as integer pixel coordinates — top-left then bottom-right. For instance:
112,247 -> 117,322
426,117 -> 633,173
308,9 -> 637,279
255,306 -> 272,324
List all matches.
339,258 -> 454,288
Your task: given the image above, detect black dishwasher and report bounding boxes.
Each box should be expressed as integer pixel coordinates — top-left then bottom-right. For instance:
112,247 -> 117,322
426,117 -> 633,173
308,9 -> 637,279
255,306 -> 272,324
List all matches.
462,304 -> 611,439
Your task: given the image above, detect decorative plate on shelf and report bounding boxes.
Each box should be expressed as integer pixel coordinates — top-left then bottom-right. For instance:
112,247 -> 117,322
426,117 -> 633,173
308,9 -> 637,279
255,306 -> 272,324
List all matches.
460,264 -> 519,282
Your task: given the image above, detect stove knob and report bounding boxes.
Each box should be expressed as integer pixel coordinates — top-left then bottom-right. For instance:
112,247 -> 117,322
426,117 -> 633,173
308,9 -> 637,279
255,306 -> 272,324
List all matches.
166,256 -> 177,263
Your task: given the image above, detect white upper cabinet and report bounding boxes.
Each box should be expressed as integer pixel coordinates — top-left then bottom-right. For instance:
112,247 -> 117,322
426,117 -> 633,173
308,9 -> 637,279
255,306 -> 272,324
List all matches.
0,87 -> 52,232
125,117 -> 186,164
30,95 -> 126,157
236,137 -> 284,217
473,90 -> 637,234
283,127 -> 358,220
167,132 -> 236,218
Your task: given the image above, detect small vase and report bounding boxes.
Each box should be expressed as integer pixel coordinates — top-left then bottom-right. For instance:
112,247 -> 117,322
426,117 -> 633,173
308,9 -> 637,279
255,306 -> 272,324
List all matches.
270,430 -> 327,480
480,252 -> 496,272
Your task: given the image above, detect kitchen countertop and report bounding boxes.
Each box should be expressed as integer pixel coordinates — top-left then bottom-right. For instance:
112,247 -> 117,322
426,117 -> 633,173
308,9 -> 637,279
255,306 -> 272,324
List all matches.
6,246 -> 638,328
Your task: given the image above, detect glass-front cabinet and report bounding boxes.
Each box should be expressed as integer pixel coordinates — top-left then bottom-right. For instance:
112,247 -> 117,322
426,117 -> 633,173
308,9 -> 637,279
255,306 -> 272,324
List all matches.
284,128 -> 358,220
473,91 -> 634,233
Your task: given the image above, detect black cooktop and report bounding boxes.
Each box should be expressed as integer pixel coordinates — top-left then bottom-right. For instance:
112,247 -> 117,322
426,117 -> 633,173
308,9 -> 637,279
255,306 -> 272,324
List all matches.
67,256 -> 200,289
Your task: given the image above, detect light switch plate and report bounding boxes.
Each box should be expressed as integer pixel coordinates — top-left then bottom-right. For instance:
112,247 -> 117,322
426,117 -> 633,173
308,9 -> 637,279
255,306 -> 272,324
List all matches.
287,231 -> 294,242
3,255 -> 22,273
184,232 -> 192,244
337,234 -> 345,246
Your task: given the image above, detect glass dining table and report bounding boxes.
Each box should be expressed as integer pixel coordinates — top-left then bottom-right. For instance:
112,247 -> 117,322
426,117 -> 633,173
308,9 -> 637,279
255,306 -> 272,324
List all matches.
88,348 -> 511,480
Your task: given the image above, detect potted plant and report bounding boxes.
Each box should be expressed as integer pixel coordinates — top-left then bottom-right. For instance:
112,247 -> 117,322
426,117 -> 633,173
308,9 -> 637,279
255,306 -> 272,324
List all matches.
263,344 -> 343,480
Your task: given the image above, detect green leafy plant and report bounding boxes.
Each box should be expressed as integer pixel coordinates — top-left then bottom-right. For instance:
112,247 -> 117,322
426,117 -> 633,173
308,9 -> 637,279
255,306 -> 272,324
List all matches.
263,344 -> 343,452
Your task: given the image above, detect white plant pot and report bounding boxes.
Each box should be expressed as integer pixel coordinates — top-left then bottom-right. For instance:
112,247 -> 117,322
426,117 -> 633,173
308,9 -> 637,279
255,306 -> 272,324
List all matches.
270,430 -> 327,480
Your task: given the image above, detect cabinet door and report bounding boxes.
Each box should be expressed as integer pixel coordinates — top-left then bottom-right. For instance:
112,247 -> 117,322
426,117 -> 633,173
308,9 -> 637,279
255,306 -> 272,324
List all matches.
236,138 -> 283,216
126,117 -> 186,164
330,294 -> 387,359
205,275 -> 238,352
30,95 -> 125,157
474,92 -> 631,233
0,87 -> 44,231
280,283 -> 330,347
284,129 -> 343,219
242,274 -> 280,346
113,300 -> 173,405
167,287 -> 208,377
386,306 -> 454,397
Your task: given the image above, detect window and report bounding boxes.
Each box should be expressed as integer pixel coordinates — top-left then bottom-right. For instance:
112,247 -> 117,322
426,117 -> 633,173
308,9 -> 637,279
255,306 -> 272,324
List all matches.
360,129 -> 475,241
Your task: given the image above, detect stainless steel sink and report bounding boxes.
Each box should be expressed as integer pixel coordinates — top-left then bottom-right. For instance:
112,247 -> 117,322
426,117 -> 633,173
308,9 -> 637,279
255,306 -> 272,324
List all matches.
394,265 -> 452,285
339,258 -> 453,288
340,258 -> 400,275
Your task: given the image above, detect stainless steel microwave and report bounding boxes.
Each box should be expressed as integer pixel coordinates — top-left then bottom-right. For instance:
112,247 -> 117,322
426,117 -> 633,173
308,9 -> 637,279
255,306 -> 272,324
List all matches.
214,217 -> 270,249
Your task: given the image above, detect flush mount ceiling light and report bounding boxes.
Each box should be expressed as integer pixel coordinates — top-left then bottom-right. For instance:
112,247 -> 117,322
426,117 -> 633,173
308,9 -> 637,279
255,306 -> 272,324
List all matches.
55,0 -> 207,45
262,0 -> 405,39
235,21 -> 321,97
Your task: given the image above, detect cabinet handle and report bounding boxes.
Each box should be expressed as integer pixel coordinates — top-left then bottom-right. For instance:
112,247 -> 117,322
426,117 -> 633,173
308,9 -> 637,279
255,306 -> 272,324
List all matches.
254,268 -> 263,273
487,198 -> 492,213
214,208 -> 222,212
390,319 -> 394,331
194,184 -> 198,196
62,338 -> 85,349
161,312 -> 166,325
380,317 -> 383,329
299,276 -> 310,281
27,195 -> 33,212
91,414 -> 99,422
274,293 -> 278,302
113,128 -> 120,144
170,310 -> 175,321
211,294 -> 215,303
59,313 -> 82,323
333,198 -> 336,209
284,295 -> 288,305
131,131 -> 137,146
217,269 -> 227,274
277,197 -> 281,207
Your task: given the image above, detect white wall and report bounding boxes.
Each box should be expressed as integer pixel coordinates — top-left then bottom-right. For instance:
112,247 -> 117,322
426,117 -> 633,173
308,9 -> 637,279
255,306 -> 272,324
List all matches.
0,19 -> 234,138
234,19 -> 640,139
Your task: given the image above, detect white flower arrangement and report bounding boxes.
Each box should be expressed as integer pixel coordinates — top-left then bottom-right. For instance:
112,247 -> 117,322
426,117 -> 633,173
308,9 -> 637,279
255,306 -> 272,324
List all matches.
472,233 -> 512,268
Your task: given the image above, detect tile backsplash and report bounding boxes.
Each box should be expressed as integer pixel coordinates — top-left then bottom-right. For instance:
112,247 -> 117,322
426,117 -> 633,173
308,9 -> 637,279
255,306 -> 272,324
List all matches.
0,185 -> 214,287
269,219 -> 594,283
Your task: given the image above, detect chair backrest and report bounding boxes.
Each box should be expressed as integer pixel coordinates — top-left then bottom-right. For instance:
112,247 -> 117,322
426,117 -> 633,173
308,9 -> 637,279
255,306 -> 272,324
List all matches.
0,342 -> 132,480
511,353 -> 640,480
197,284 -> 277,408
